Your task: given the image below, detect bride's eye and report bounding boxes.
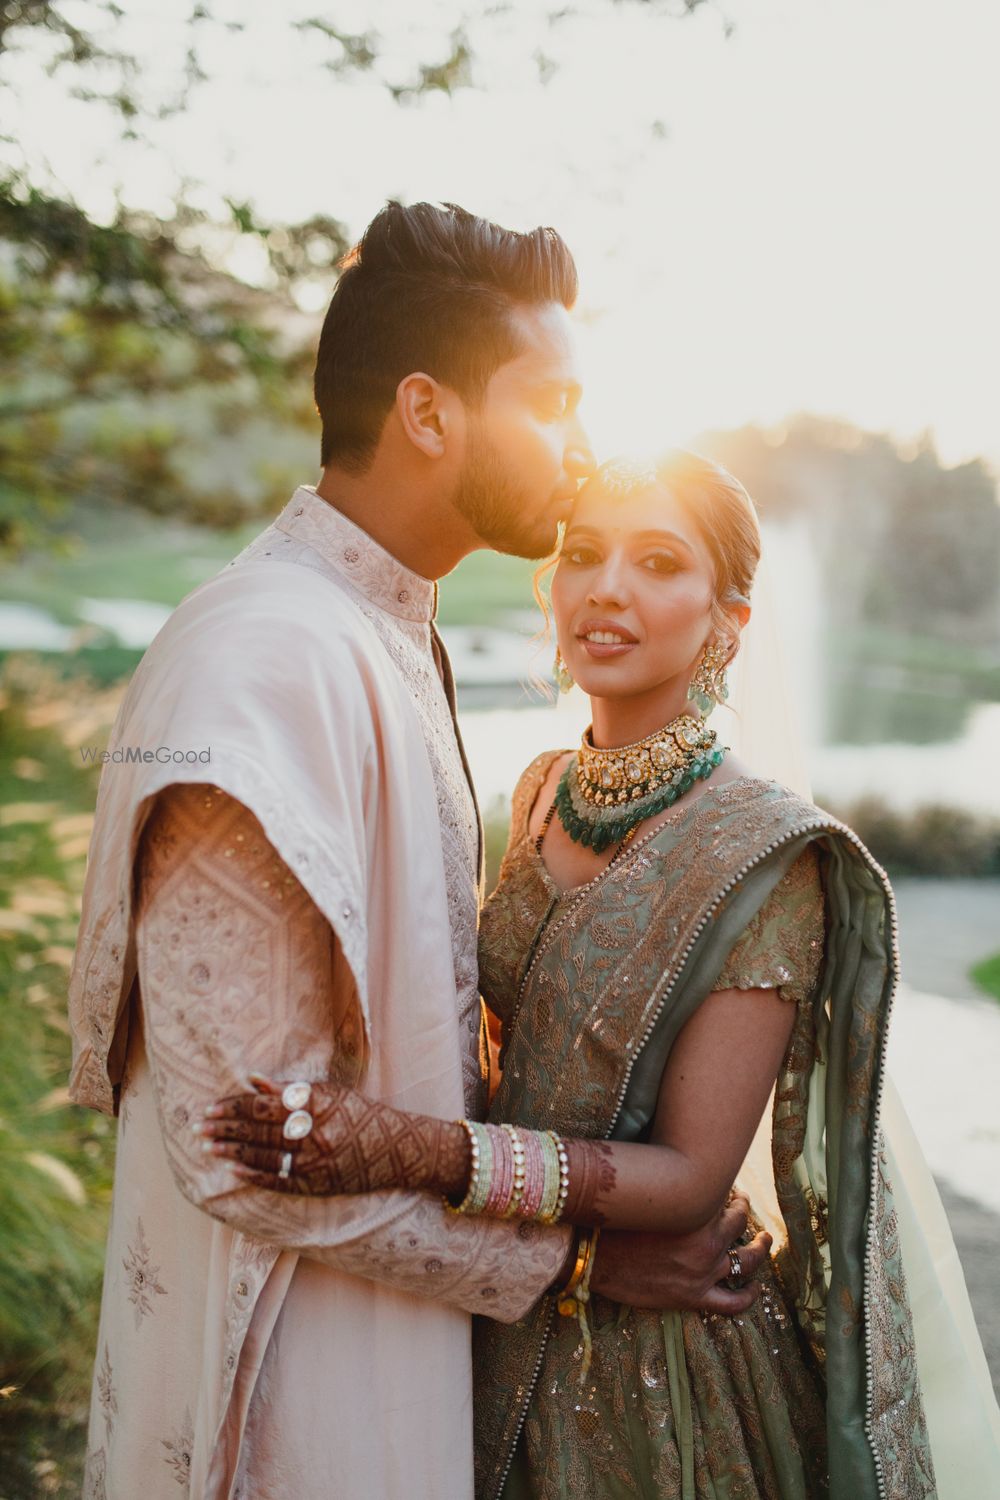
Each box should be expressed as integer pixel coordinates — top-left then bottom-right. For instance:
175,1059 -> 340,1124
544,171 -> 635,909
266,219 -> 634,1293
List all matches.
563,545 -> 599,566
643,552 -> 680,574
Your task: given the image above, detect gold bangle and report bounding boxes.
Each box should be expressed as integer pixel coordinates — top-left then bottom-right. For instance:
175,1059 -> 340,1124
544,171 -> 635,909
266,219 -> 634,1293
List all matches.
556,1226 -> 599,1316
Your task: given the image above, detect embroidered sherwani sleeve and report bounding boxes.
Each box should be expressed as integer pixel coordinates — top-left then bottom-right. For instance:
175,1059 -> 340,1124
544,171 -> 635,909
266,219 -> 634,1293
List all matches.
134,784 -> 571,1323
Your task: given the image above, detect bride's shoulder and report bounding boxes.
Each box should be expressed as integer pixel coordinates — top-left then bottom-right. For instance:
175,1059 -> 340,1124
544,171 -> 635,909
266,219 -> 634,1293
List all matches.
510,748 -> 572,824
515,748 -> 572,796
705,762 -> 828,831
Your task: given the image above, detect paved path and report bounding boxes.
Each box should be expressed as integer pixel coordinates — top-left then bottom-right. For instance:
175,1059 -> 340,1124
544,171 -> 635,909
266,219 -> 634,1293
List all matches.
894,878 -> 1000,999
937,1181 -> 1000,1396
881,983 -> 1000,1397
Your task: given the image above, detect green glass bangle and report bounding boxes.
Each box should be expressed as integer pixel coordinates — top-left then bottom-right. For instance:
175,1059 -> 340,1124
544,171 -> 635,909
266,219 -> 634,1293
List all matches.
537,1129 -> 563,1224
446,1119 -> 493,1216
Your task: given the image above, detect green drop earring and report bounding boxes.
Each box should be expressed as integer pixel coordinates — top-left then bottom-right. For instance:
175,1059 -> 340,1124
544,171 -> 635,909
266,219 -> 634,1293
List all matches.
687,642 -> 729,717
553,646 -> 575,695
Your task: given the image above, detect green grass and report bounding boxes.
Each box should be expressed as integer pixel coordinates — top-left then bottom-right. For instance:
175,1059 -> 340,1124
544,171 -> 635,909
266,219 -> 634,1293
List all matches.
437,549 -> 544,627
0,500 -> 545,640
970,952 -> 1000,1003
0,502 -> 259,624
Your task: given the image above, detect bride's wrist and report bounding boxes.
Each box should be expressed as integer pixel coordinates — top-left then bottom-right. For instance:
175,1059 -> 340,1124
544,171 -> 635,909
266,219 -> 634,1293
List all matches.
551,1228 -> 583,1292
433,1120 -> 475,1199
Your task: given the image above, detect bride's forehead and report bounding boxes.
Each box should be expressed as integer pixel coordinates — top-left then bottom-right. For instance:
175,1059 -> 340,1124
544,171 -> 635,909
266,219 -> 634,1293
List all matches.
572,485 -> 691,535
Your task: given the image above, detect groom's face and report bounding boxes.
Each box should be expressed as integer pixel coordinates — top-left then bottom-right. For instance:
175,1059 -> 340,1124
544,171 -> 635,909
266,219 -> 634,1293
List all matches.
451,303 -> 595,559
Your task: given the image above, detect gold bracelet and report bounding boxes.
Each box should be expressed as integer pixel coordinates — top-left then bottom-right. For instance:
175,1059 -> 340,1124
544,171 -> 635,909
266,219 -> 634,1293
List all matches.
556,1226 -> 599,1316
557,1226 -> 601,1386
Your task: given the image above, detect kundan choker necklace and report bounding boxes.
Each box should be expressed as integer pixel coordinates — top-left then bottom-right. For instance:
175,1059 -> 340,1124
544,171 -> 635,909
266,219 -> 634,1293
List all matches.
553,713 -> 726,854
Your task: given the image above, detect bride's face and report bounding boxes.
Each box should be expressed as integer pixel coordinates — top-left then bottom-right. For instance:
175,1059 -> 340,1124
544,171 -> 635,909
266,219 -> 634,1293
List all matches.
551,482 -> 717,706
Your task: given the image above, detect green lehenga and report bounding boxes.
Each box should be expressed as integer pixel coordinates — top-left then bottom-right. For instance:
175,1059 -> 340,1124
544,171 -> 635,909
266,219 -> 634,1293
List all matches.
472,752 -> 935,1500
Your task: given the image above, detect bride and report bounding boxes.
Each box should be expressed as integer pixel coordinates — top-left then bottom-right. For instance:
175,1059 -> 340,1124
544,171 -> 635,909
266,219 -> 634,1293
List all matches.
203,450 -> 996,1498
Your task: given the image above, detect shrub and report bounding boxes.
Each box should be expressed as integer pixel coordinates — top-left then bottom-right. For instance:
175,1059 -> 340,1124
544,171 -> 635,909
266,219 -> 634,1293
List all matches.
827,796 -> 1000,877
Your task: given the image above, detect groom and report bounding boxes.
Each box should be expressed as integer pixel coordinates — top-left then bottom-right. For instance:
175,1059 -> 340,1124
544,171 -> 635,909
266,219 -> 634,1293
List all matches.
70,201 -> 770,1499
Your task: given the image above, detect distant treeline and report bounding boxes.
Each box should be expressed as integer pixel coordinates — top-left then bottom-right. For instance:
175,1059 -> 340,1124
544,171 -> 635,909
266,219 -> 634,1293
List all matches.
702,417 -> 1000,648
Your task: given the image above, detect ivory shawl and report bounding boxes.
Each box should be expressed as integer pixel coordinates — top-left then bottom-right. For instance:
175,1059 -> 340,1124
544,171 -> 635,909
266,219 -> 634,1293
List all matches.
68,509 -> 560,1498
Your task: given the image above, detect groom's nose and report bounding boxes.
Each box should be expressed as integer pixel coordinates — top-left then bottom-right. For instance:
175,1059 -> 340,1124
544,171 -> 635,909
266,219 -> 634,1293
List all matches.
564,420 -> 596,482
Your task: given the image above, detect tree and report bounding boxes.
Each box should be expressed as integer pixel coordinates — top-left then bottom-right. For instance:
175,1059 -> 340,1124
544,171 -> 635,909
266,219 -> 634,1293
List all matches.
0,0 -> 715,555
0,4 -> 361,552
702,416 -> 1000,642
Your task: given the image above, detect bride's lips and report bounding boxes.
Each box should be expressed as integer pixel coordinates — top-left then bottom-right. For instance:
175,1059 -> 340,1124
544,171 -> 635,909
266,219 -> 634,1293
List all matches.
575,619 -> 639,660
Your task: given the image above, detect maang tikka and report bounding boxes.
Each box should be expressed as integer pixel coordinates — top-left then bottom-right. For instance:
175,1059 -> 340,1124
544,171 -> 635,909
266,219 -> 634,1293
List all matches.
687,641 -> 729,717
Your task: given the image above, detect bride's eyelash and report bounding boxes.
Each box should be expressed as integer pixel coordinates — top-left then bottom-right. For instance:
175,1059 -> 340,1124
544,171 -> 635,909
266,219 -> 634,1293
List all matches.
561,547 -> 681,570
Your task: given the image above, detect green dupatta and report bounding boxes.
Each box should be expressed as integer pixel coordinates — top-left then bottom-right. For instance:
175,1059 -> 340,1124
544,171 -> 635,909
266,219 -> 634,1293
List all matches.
473,776 -> 935,1500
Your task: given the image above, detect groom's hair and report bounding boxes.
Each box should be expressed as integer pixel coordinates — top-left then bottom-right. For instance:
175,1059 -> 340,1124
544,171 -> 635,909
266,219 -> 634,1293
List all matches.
314,201 -> 578,472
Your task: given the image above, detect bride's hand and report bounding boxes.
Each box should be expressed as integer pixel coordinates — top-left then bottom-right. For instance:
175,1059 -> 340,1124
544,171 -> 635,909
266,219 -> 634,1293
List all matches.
591,1193 -> 771,1315
196,1075 -> 471,1198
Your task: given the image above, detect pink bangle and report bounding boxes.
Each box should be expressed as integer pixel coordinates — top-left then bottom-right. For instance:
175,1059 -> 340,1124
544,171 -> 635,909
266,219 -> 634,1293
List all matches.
518,1128 -> 547,1219
483,1124 -> 514,1217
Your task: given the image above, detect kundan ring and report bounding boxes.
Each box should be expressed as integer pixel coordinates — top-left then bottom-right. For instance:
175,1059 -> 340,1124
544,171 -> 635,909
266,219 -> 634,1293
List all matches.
281,1081 -> 312,1112
278,1151 -> 293,1179
282,1109 -> 314,1141
726,1248 -> 743,1287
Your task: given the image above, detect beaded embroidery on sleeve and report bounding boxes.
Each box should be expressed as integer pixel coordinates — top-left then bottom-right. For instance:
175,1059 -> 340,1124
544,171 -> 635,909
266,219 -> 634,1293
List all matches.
715,846 -> 825,1005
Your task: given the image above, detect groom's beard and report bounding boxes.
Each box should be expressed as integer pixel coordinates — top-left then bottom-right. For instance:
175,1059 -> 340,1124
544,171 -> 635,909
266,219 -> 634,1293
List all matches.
453,428 -> 561,561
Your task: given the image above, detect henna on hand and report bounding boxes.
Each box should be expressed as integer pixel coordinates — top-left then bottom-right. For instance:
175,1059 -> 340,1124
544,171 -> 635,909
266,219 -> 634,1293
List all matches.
200,1080 -> 472,1198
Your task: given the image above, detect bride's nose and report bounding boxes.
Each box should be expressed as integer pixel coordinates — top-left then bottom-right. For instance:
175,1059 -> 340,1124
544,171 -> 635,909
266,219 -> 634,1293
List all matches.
586,553 -> 631,609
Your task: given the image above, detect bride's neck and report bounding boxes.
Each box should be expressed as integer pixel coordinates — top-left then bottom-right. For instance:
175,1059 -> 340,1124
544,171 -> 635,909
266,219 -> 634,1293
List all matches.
588,684 -> 694,749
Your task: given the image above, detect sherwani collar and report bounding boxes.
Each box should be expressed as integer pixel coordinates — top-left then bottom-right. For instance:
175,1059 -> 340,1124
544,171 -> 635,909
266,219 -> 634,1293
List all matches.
275,485 -> 439,624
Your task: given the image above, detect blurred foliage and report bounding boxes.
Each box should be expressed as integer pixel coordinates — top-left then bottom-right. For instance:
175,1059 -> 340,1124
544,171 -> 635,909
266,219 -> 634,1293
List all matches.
0,0 -> 716,558
970,952 -> 1000,1004
0,2 -> 384,556
483,793 -> 514,895
703,417 -> 1000,648
0,172 -> 343,555
828,795 -> 1000,879
0,659 -> 121,1497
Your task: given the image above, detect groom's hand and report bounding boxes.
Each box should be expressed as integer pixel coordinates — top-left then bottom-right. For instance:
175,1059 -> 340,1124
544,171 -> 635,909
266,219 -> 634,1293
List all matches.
588,1192 -> 770,1315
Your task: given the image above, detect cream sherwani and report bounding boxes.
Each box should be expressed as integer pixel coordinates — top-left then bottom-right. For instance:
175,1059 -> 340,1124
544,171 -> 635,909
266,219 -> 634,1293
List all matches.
69,487 -> 570,1500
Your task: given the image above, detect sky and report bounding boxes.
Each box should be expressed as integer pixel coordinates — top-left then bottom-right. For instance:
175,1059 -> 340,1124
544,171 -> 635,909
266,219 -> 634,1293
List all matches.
7,0 -> 1000,468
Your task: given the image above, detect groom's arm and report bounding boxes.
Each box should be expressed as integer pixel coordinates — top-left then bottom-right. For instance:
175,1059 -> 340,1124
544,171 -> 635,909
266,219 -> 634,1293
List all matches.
134,782 -> 572,1324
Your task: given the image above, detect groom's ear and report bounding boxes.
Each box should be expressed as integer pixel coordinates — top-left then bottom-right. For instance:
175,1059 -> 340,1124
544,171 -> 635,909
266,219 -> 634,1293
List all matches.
395,372 -> 453,460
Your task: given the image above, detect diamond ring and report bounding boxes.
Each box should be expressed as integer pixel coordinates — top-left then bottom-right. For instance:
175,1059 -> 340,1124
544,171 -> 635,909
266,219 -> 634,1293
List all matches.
281,1081 -> 312,1112
282,1109 -> 313,1142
